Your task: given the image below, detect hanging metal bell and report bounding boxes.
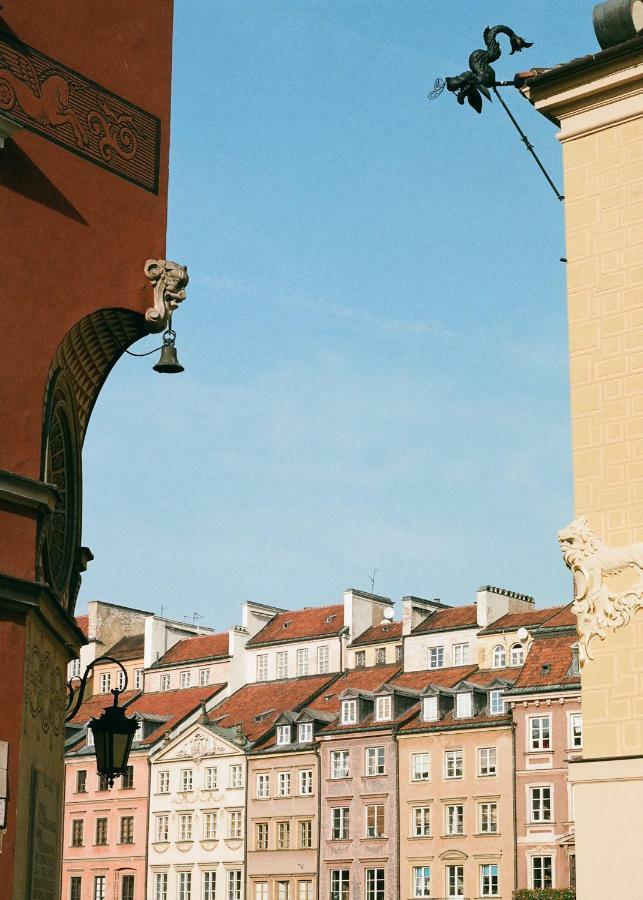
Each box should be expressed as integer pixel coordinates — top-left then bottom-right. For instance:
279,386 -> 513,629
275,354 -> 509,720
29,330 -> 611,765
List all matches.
153,331 -> 184,374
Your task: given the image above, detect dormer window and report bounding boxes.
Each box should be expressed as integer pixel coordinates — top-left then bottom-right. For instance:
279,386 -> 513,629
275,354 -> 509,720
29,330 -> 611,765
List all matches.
134,718 -> 143,743
510,643 -> 524,666
455,692 -> 472,719
422,696 -> 438,722
492,645 -> 506,668
277,725 -> 291,745
283,620 -> 293,629
375,696 -> 392,721
298,722 -> 313,743
326,614 -> 337,623
570,644 -> 580,676
490,690 -> 505,715
341,699 -> 357,725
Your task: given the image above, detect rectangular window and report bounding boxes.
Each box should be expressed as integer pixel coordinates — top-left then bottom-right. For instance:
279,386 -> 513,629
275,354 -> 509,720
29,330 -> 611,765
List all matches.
489,690 -> 505,715
70,877 -> 82,900
76,770 -> 87,793
99,672 -> 111,693
445,749 -> 463,779
529,715 -> 551,750
479,801 -> 498,834
121,875 -> 135,900
478,746 -> 497,776
365,868 -> 385,900
199,668 -> 210,686
94,876 -> 106,900
331,750 -> 349,779
255,884 -> 268,900
256,822 -> 269,849
395,644 -> 403,662
375,696 -> 391,721
428,646 -> 444,668
98,774 -> 109,791
375,647 -> 386,664
179,813 -> 192,841
160,674 -> 171,691
530,786 -> 552,822
118,669 -> 126,691
180,768 -> 193,791
120,816 -> 134,844
277,820 -> 290,849
203,872 -> 216,900
95,817 -> 107,846
203,812 -> 217,839
180,670 -> 191,688
455,692 -> 472,718
365,746 -> 385,776
277,883 -> 290,900
134,667 -> 143,689
296,648 -> 309,675
154,873 -> 168,900
299,819 -> 312,848
412,752 -> 430,781
413,806 -> 431,837
256,654 -> 269,681
446,864 -> 464,897
277,724 -> 291,745
355,650 -> 366,667
86,727 -> 94,748
278,771 -> 291,796
332,807 -> 349,840
413,866 -> 431,898
299,769 -> 313,794
155,814 -> 169,842
229,764 -> 243,788
480,864 -> 499,897
227,871 -> 242,900
330,870 -> 350,900
422,696 -> 438,721
277,651 -> 289,679
122,765 -> 134,789
298,881 -> 313,900
71,819 -> 84,847
446,804 -> 464,835
69,658 -> 81,678
341,699 -> 357,724
298,722 -> 313,743
205,766 -> 217,790
178,872 -> 191,900
532,856 -> 553,889
158,770 -> 170,793
453,643 -> 468,665
317,645 -> 330,673
570,712 -> 583,749
366,804 -> 384,837
256,773 -> 270,799
229,810 -> 243,839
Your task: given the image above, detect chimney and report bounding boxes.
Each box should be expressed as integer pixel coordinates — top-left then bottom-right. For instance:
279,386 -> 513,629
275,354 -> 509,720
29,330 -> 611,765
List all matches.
476,585 -> 534,628
401,596 -> 451,635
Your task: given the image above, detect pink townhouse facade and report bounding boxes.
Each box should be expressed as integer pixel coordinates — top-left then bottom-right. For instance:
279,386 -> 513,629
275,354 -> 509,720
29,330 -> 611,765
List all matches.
505,612 -> 581,894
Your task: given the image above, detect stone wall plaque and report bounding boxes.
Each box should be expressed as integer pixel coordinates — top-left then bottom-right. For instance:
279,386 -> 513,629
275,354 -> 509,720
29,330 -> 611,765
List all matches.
26,767 -> 62,900
0,32 -> 161,192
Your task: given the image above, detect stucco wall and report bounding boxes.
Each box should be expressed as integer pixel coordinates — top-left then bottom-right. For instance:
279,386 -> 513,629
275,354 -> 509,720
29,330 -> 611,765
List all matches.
403,628 -> 479,672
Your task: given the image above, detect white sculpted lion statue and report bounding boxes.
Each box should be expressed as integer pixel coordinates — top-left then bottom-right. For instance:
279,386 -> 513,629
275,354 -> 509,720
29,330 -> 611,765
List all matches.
558,516 -> 643,663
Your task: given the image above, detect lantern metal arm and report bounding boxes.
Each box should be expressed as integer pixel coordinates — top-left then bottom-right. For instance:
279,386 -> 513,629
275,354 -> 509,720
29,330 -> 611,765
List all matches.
65,655 -> 129,724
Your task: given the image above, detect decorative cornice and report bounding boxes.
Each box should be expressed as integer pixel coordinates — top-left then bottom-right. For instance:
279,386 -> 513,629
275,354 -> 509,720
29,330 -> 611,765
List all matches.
0,571 -> 85,653
0,468 -> 59,515
144,259 -> 189,332
558,516 -> 643,664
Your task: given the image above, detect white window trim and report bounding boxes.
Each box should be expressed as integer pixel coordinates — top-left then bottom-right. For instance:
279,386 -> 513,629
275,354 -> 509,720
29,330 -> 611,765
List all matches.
528,853 -> 556,890
375,695 -> 392,722
527,714 -> 552,752
568,711 -> 583,749
528,783 -> 554,824
341,699 -> 357,725
411,752 -> 430,782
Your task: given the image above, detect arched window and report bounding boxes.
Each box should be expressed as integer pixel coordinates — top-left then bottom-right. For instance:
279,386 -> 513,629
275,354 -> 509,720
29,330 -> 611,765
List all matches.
492,645 -> 506,668
510,643 -> 524,666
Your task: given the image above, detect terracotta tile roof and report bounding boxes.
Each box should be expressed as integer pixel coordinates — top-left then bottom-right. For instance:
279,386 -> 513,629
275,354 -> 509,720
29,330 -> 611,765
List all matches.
106,634 -> 144,661
154,632 -> 230,666
129,683 -> 227,745
67,689 -> 139,724
464,667 -> 522,687
206,674 -> 338,741
511,633 -> 579,691
246,604 -> 345,647
479,606 -> 567,635
75,615 -> 89,638
350,622 -> 402,646
400,708 -> 513,733
391,666 -> 477,691
411,604 -> 478,635
307,664 -> 401,716
539,603 -> 576,629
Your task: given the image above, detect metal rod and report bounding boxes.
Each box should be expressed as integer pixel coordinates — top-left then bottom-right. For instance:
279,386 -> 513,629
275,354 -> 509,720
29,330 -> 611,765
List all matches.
65,655 -> 130,723
492,86 -> 564,201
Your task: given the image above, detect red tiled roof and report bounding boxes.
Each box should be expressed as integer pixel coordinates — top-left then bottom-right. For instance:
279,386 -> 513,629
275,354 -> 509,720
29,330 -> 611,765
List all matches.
351,622 -> 402,646
207,674 -> 338,741
106,634 -> 144,662
464,666 -> 522,686
75,615 -> 89,638
391,665 -> 478,691
411,604 -> 478,634
479,605 -> 567,634
307,664 -> 401,715
400,708 -> 512,733
67,689 -> 139,724
512,634 -> 579,690
130,683 -> 227,745
155,632 -> 230,666
540,603 -> 576,629
246,604 -> 345,647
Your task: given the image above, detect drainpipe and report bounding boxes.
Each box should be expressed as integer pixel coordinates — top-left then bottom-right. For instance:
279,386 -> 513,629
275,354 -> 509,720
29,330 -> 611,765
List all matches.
145,751 -> 152,900
393,729 -> 400,900
243,750 -> 249,900
512,719 -> 518,894
315,740 -> 322,900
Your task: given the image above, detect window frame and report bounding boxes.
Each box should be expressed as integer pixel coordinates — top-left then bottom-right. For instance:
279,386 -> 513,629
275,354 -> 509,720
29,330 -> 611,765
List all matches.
428,646 -> 444,669
530,785 -> 553,823
330,749 -> 350,779
489,689 -> 505,715
478,801 -> 498,834
528,715 -> 552,751
478,746 -> 497,777
365,803 -> 385,838
412,865 -> 431,898
445,803 -> 464,836
331,806 -> 350,840
341,699 -> 357,725
480,863 -> 499,897
444,749 -> 464,779
365,746 -> 385,776
531,855 -> 553,890
375,695 -> 392,721
411,752 -> 430,782
492,645 -> 506,668
412,805 -> 431,837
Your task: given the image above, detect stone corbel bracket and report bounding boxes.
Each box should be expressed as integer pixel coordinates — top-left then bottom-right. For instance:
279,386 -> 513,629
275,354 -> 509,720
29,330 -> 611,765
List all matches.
558,516 -> 643,665
144,259 -> 189,333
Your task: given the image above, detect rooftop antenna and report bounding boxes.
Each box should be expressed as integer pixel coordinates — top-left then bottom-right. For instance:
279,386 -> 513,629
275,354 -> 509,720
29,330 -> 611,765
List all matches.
368,569 -> 378,592
183,612 -> 204,628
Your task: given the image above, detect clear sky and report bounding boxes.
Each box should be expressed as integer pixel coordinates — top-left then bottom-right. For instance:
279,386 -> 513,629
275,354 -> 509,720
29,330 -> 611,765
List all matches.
79,1 -> 598,626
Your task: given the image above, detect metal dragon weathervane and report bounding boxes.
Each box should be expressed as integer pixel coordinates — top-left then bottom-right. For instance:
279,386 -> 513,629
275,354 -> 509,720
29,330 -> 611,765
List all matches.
430,25 -> 563,201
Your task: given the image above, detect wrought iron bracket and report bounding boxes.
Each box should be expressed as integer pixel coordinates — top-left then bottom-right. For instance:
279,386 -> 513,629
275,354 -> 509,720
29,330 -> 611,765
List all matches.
65,655 -> 130,723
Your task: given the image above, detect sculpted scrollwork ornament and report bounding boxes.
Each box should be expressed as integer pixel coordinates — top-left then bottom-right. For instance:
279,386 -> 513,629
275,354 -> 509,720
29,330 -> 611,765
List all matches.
558,516 -> 643,664
144,259 -> 189,332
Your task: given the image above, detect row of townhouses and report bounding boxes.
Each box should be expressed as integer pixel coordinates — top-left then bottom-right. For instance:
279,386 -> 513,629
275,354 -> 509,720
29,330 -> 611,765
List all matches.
63,587 -> 581,900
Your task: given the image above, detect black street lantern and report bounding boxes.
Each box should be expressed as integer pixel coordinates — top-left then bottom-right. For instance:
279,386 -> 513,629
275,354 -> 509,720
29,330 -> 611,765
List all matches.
66,655 -> 139,786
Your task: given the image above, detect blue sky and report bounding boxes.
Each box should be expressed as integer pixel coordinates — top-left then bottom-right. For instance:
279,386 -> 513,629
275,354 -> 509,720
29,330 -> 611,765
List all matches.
79,2 -> 598,626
